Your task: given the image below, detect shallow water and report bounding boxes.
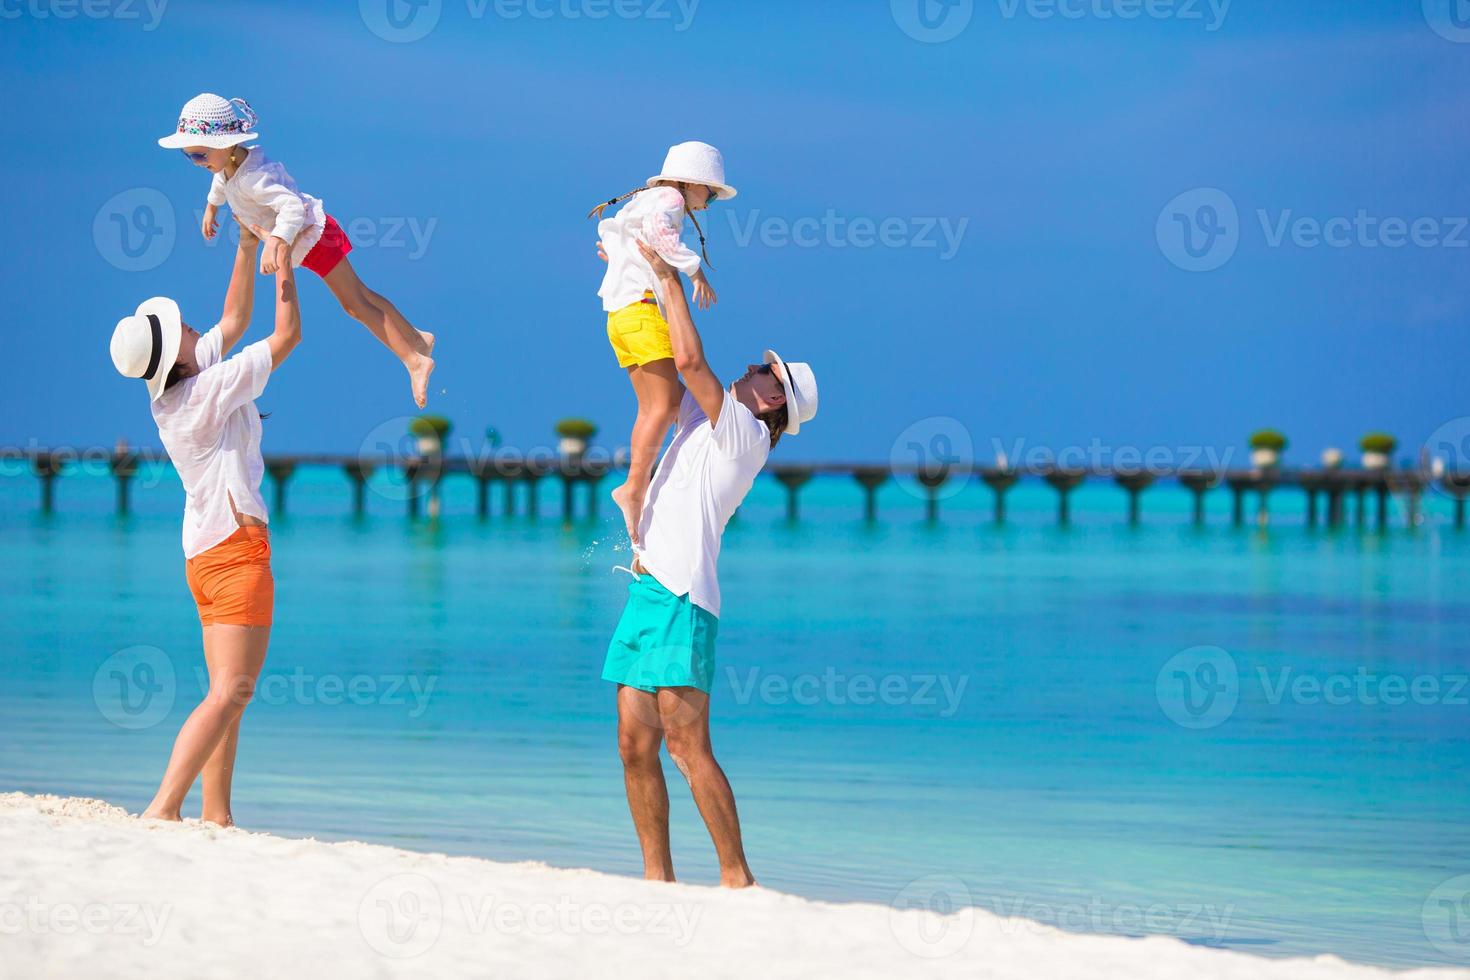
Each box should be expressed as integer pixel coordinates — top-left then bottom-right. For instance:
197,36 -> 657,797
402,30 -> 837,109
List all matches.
1,466 -> 1467,968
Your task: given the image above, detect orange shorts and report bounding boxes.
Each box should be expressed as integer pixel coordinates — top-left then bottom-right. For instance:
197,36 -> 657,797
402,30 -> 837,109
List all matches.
185,526 -> 274,627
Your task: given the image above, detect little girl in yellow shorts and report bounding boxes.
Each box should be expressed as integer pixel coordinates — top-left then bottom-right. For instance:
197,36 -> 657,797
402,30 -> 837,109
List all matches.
589,141 -> 736,542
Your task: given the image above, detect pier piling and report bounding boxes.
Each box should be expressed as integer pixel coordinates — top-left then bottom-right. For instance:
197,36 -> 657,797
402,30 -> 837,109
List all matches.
915,467 -> 952,523
31,452 -> 64,514
853,467 -> 889,522
1114,473 -> 1155,526
1442,474 -> 1470,529
110,451 -> 139,516
343,460 -> 374,518
773,466 -> 816,522
264,459 -> 296,515
1043,469 -> 1087,526
979,468 -> 1019,524
1178,471 -> 1220,527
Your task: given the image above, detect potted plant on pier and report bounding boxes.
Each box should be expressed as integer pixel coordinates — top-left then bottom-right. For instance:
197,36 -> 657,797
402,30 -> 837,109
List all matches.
555,418 -> 598,460
409,415 -> 452,457
1359,433 -> 1396,471
1249,430 -> 1287,471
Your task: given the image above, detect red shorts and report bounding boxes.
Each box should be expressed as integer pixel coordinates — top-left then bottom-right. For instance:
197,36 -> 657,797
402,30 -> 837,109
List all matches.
301,215 -> 353,278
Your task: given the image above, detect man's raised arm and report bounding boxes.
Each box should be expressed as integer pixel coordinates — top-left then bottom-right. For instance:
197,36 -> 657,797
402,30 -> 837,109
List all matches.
637,241 -> 725,426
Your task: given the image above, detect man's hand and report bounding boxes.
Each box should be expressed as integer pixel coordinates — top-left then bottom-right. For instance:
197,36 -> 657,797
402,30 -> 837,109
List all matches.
636,240 -> 678,281
202,203 -> 220,241
260,236 -> 290,276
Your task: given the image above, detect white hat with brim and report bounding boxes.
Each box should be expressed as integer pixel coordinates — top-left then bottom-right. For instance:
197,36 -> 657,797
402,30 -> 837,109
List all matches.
764,350 -> 818,436
157,93 -> 258,150
648,140 -> 737,201
111,297 -> 182,402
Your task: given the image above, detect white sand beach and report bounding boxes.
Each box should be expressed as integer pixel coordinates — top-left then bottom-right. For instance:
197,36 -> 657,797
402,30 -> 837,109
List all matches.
1,792 -> 1463,980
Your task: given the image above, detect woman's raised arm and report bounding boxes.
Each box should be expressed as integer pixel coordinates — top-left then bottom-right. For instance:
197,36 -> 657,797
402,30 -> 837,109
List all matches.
217,221 -> 260,356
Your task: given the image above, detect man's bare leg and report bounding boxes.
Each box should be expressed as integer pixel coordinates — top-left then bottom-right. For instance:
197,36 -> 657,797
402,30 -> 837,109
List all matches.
659,686 -> 756,888
616,685 -> 675,881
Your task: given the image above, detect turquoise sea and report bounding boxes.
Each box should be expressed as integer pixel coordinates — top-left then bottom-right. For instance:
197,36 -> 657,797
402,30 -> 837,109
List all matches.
1,464 -> 1467,969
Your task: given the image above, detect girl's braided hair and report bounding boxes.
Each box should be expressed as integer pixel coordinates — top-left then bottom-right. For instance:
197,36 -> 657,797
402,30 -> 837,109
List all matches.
587,183 -> 714,269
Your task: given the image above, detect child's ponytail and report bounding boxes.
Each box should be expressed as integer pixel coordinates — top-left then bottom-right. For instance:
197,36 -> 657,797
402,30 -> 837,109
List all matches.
586,186 -> 647,222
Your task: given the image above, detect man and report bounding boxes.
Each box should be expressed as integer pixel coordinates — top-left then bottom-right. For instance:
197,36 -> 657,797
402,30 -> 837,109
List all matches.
602,242 -> 819,887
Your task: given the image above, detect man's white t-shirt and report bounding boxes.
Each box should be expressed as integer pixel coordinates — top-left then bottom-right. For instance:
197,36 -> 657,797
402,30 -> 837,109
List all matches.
150,326 -> 274,559
635,388 -> 771,618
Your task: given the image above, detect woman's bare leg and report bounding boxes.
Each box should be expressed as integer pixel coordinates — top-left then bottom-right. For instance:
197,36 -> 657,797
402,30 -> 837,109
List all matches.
322,258 -> 435,408
199,628 -> 245,827
142,625 -> 268,822
612,358 -> 682,544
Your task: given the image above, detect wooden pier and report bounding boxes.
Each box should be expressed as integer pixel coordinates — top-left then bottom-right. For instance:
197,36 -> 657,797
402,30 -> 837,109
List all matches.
2,448 -> 1464,530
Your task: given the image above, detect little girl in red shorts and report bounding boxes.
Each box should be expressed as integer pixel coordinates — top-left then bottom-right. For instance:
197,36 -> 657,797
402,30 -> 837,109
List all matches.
159,93 -> 437,408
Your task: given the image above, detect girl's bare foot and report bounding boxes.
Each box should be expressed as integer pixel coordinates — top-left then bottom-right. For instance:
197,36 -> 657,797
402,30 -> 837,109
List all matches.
419,330 -> 435,355
141,808 -> 181,823
408,353 -> 435,409
201,812 -> 235,828
611,483 -> 644,545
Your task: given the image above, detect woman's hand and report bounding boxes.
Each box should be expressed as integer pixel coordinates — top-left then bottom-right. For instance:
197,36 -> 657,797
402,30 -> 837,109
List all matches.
691,269 -> 717,310
202,203 -> 220,241
260,236 -> 290,276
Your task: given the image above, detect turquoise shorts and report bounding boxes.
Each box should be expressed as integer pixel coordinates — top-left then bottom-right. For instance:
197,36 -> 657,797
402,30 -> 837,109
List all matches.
602,573 -> 718,693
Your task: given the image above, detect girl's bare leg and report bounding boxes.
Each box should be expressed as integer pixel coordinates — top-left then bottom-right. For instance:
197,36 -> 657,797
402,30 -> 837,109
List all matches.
323,258 -> 435,408
199,628 -> 244,827
613,358 -> 682,544
141,625 -> 268,822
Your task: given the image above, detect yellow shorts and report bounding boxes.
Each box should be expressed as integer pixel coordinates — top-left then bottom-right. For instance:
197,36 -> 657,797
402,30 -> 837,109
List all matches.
606,292 -> 674,369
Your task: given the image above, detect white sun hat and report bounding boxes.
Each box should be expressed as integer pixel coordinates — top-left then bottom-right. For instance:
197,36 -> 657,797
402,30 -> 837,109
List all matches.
111,297 -> 182,402
648,141 -> 737,201
157,93 -> 258,149
763,350 -> 818,436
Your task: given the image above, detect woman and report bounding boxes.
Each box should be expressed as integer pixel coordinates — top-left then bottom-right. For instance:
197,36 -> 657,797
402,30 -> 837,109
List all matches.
108,219 -> 300,825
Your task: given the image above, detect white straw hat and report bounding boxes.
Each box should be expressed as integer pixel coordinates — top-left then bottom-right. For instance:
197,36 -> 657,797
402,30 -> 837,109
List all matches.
648,141 -> 737,201
111,297 -> 182,402
157,93 -> 258,149
763,350 -> 818,436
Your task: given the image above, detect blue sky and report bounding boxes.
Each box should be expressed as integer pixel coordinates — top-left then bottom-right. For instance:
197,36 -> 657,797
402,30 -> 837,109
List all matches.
3,0 -> 1467,466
